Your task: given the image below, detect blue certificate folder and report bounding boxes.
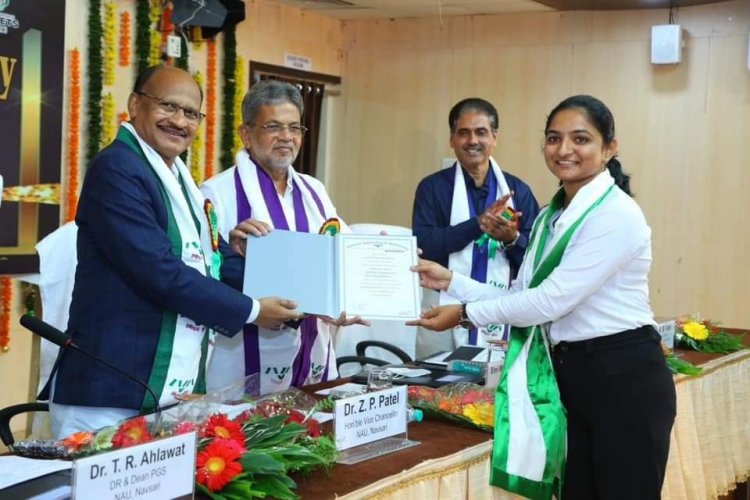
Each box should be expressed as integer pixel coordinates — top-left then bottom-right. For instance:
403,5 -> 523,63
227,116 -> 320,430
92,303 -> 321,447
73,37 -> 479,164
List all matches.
243,230 -> 421,320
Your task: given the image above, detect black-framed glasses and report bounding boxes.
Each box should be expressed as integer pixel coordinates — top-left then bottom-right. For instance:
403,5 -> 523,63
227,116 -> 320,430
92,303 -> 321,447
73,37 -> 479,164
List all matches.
251,122 -> 308,138
136,92 -> 206,124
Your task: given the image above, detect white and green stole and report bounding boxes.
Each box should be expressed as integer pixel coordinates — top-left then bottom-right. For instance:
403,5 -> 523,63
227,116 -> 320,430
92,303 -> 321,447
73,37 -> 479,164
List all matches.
491,173 -> 615,499
441,157 -> 513,346
118,124 -> 220,411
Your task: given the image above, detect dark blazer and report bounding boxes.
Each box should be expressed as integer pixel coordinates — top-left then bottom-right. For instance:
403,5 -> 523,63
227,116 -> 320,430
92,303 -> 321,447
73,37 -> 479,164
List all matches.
412,165 -> 540,279
46,139 -> 254,410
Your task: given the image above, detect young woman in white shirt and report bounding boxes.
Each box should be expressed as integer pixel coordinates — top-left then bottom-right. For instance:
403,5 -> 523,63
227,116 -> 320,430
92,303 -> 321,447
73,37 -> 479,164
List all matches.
409,95 -> 676,500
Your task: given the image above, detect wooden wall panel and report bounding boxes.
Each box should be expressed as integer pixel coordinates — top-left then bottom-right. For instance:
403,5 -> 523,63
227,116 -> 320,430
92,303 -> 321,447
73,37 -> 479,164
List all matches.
332,1 -> 750,327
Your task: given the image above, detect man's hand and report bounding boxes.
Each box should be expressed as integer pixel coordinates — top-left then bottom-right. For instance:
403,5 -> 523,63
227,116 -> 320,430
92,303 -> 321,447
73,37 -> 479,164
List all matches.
406,304 -> 461,331
319,311 -> 371,327
479,192 -> 522,244
411,258 -> 453,291
229,218 -> 272,256
254,297 -> 301,330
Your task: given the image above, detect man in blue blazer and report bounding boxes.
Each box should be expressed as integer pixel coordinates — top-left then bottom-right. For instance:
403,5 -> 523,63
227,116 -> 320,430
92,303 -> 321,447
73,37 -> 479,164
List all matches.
44,66 -> 301,438
412,98 -> 539,355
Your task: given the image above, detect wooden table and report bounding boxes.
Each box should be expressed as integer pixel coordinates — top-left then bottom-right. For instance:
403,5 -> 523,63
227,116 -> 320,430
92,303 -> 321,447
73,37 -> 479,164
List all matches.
295,330 -> 750,499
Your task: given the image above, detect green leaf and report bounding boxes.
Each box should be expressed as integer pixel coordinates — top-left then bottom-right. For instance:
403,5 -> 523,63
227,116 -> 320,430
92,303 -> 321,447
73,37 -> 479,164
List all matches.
240,451 -> 287,474
221,479 -> 268,499
252,474 -> 300,500
666,354 -> 703,376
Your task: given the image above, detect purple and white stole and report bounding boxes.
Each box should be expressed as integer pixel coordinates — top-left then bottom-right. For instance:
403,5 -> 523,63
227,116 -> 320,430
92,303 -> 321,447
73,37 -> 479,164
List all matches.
233,152 -> 336,395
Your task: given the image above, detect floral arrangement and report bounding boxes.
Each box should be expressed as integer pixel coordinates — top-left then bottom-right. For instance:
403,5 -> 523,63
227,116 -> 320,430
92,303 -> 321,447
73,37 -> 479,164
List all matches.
232,56 -> 245,155
119,11 -> 131,66
86,0 -> 103,164
0,277 -> 11,353
190,71 -> 205,184
675,315 -> 745,354
102,2 -> 116,86
65,48 -> 81,223
101,92 -> 116,147
408,383 -> 494,432
149,2 -> 162,66
204,39 -> 217,179
14,388 -> 337,499
663,348 -> 703,376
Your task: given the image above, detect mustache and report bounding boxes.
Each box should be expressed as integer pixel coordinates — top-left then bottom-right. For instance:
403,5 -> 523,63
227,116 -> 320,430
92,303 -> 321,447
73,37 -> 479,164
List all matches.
159,124 -> 189,137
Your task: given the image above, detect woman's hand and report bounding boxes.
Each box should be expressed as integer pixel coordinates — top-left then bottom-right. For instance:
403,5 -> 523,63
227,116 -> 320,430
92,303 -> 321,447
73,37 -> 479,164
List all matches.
411,259 -> 453,291
229,218 -> 272,256
406,305 -> 461,331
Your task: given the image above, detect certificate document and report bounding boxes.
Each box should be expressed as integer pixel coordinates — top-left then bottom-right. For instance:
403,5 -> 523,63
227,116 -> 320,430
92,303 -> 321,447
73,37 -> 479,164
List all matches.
243,231 -> 421,320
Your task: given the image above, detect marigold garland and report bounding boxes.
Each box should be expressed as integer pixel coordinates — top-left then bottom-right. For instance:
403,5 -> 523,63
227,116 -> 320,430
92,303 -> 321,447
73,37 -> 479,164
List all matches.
66,48 -> 81,223
189,71 -> 204,184
86,0 -> 103,164
232,56 -> 245,155
204,40 -> 217,180
103,2 -> 116,86
149,1 -> 162,65
160,5 -> 174,66
0,277 -> 11,352
119,11 -> 131,66
220,26 -> 237,171
135,0 -> 150,74
101,92 -> 116,146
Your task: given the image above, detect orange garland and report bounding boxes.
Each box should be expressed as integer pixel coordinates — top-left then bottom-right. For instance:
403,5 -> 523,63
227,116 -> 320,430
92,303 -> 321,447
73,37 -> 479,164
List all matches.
1,277 -> 11,352
66,48 -> 81,223
204,39 -> 217,179
118,111 -> 129,124
119,11 -> 131,66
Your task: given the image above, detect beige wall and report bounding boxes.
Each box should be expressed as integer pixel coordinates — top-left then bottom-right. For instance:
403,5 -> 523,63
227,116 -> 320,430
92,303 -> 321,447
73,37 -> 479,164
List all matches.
328,1 -> 750,327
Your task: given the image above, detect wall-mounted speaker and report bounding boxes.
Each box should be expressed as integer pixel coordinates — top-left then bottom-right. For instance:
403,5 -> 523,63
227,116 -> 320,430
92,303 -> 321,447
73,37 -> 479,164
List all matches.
651,25 -> 683,65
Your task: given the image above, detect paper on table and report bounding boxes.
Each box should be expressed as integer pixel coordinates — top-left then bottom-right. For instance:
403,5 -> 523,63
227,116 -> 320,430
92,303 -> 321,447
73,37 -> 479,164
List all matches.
0,456 -> 72,490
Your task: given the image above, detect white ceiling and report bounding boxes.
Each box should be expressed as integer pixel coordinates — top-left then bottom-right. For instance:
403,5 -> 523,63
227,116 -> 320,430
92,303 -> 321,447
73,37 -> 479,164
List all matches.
270,0 -> 554,20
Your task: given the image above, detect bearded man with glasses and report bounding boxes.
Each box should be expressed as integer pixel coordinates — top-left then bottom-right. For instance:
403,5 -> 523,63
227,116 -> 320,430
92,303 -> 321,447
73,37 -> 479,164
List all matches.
201,79 -> 367,396
42,66 -> 301,438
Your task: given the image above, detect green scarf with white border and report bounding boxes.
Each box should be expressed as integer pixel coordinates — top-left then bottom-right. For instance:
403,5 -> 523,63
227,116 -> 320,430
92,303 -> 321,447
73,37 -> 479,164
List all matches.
118,123 -> 220,412
491,171 -> 615,499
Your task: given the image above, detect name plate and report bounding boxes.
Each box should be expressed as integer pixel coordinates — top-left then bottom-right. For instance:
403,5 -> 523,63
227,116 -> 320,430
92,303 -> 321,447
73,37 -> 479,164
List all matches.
334,386 -> 407,451
72,432 -> 196,500
656,317 -> 676,349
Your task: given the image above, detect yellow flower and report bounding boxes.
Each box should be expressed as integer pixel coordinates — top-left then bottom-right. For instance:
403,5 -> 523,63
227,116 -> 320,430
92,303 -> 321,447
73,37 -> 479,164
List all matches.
683,321 -> 709,341
462,402 -> 494,428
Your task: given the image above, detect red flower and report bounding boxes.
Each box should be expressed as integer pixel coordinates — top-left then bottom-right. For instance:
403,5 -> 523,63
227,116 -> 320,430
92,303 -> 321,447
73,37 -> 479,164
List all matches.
173,421 -> 197,435
285,410 -> 321,437
196,439 -> 244,492
112,417 -> 152,448
304,418 -> 322,438
285,410 -> 305,425
202,414 -> 245,448
62,431 -> 94,451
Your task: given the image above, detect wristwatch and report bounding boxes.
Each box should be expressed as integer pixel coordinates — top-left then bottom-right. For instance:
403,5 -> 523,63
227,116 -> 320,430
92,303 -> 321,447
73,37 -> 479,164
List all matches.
459,303 -> 476,330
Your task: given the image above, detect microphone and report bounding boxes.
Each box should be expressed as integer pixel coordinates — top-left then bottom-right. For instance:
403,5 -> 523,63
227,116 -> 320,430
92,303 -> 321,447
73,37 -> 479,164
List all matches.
20,314 -> 163,429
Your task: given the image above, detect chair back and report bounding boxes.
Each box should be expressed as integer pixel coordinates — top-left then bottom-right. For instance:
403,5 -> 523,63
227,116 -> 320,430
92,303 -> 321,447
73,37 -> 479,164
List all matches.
0,402 -> 49,447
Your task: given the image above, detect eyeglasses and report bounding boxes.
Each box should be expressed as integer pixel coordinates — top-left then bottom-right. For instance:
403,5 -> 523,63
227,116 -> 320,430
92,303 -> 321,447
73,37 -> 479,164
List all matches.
136,92 -> 206,124
252,122 -> 308,138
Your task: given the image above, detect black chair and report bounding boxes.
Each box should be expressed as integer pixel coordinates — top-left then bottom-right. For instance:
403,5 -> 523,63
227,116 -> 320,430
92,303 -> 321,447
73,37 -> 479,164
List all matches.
355,340 -> 412,364
335,355 -> 389,372
0,402 -> 49,448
